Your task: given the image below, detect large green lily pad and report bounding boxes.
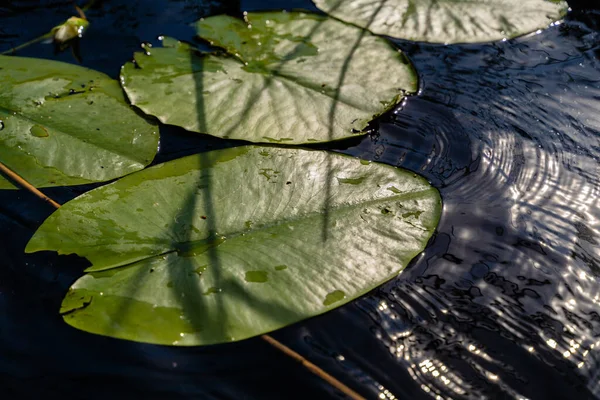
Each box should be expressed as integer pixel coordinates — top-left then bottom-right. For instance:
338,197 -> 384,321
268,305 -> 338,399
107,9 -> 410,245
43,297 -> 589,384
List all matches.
0,55 -> 158,189
26,146 -> 441,345
120,12 -> 417,144
313,0 -> 568,44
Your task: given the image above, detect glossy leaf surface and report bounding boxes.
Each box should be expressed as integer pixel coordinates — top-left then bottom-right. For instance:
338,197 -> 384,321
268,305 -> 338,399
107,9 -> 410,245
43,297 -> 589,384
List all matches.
27,146 -> 441,345
120,12 -> 417,144
313,0 -> 567,44
0,56 -> 158,189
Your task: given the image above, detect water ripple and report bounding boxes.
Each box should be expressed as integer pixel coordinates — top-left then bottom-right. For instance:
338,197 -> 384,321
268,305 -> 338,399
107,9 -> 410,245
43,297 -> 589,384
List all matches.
332,10 -> 600,400
0,3 -> 599,400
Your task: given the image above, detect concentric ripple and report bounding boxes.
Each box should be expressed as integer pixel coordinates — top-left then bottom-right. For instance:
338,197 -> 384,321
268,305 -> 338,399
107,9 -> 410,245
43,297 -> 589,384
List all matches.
329,11 -> 600,400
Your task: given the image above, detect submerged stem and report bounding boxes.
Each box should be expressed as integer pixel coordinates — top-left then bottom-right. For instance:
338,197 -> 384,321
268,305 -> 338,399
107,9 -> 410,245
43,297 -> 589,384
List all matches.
262,334 -> 366,400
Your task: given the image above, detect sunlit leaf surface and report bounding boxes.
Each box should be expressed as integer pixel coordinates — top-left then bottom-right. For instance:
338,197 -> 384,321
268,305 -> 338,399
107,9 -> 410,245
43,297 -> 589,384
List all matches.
120,12 -> 417,144
313,0 -> 568,44
27,146 -> 441,345
0,55 -> 158,189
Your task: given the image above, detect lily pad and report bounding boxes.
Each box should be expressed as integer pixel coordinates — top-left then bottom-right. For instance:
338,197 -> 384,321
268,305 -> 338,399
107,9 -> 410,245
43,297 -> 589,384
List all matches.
313,0 -> 568,44
120,12 -> 417,144
26,146 -> 441,346
0,55 -> 158,189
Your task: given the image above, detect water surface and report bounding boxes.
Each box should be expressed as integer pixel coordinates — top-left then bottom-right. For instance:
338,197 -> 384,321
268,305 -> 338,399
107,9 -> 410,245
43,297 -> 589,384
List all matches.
1,1 -> 599,399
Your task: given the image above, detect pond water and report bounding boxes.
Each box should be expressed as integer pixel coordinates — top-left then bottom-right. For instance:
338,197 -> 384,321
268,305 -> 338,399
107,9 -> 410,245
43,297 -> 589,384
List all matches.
1,1 -> 600,399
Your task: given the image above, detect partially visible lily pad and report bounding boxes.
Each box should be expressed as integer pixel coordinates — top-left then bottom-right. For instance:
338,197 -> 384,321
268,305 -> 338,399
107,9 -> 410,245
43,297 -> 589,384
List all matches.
313,0 -> 568,44
120,11 -> 417,144
0,55 -> 159,189
26,146 -> 441,346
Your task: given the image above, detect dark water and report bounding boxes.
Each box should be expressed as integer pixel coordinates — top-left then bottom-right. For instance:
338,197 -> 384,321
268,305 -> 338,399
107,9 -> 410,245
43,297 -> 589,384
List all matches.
1,1 -> 600,399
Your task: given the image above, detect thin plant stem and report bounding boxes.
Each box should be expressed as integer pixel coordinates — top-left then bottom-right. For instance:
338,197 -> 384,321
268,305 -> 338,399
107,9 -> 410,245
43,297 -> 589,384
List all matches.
0,162 -> 61,209
1,33 -> 53,55
1,0 -> 96,55
81,0 -> 100,12
262,334 -> 366,400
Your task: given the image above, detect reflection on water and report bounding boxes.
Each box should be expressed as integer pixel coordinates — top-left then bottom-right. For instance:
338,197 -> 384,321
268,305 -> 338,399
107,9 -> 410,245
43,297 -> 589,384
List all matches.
327,9 -> 600,400
1,1 -> 600,399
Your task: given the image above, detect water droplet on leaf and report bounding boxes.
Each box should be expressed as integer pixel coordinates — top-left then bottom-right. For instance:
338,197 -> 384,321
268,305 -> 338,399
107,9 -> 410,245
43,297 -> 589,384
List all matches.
337,176 -> 365,185
194,265 -> 208,276
30,125 -> 49,137
204,287 -> 221,295
245,270 -> 268,283
323,290 -> 345,306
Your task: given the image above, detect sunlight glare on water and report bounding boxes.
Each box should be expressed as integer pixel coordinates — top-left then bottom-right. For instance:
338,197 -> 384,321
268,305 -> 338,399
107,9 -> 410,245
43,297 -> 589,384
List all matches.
0,1 -> 599,399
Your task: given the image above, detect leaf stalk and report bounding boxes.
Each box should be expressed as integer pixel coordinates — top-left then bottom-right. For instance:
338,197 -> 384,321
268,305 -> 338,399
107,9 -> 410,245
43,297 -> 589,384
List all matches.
262,334 -> 365,400
0,162 -> 61,209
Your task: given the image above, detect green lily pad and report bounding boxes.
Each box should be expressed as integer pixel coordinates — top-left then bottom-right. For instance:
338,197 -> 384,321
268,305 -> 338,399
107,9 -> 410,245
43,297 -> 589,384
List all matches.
313,0 -> 568,44
0,55 -> 158,189
26,146 -> 441,346
120,12 -> 417,144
